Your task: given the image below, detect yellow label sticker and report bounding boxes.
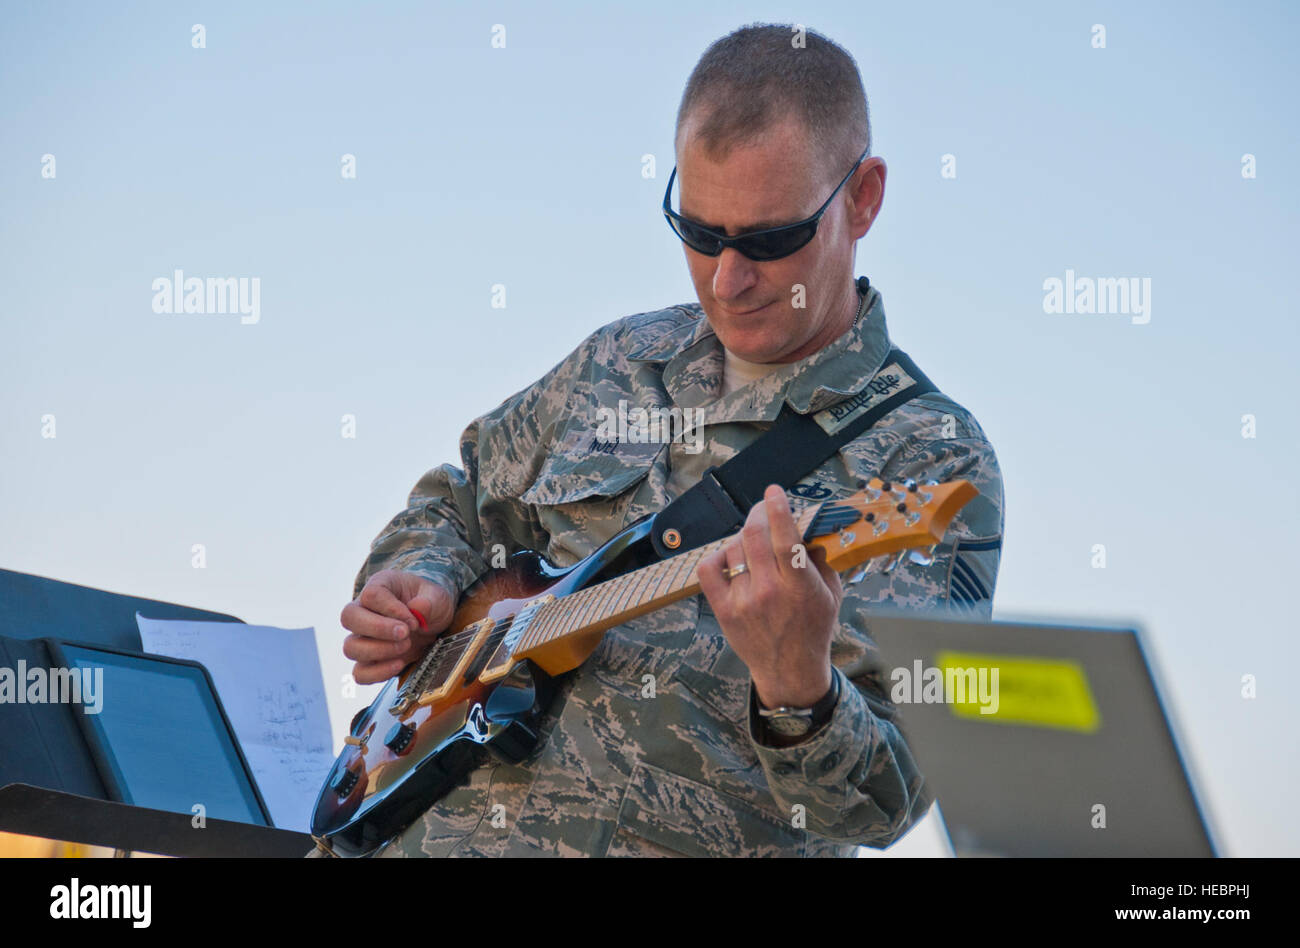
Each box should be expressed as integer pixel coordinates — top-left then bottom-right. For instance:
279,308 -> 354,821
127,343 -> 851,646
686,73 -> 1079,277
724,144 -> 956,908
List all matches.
934,651 -> 1101,733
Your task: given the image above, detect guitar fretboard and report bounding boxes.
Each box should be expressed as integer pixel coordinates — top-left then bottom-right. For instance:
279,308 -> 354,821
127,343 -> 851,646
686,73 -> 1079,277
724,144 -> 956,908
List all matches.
512,505 -> 819,655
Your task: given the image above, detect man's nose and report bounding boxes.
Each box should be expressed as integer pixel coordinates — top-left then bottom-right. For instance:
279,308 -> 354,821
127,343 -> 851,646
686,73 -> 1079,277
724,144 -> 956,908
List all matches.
711,247 -> 759,301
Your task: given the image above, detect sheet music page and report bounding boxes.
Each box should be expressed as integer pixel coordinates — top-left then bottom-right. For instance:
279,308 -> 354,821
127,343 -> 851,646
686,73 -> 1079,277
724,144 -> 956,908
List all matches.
135,613 -> 335,833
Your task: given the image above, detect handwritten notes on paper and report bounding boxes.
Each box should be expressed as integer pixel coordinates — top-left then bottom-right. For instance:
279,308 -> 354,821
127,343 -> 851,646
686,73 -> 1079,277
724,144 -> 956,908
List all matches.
135,614 -> 334,833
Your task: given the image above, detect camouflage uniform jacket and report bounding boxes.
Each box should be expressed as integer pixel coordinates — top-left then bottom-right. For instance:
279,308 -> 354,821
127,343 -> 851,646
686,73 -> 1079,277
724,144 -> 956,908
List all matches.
349,279 -> 1005,857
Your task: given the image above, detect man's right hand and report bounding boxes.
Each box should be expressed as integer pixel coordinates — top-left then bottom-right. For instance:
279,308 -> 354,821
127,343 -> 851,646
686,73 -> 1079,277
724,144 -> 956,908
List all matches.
341,570 -> 456,685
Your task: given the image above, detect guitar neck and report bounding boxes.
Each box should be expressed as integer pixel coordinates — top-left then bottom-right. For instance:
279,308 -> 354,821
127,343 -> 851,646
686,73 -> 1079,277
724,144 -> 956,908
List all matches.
511,508 -> 818,659
481,476 -> 977,682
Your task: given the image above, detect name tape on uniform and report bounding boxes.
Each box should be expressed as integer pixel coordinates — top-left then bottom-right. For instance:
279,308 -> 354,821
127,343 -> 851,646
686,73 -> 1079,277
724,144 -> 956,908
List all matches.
813,364 -> 917,435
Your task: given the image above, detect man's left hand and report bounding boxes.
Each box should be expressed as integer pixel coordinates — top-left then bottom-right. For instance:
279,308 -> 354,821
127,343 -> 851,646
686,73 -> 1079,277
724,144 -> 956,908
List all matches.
697,484 -> 843,708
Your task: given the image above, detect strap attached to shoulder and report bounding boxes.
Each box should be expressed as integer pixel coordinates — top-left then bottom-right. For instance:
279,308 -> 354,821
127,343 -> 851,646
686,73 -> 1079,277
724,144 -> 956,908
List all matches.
650,327 -> 939,558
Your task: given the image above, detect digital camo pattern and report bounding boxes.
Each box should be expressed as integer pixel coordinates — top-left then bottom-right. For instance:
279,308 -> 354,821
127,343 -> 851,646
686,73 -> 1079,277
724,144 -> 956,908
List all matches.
342,280 -> 1005,857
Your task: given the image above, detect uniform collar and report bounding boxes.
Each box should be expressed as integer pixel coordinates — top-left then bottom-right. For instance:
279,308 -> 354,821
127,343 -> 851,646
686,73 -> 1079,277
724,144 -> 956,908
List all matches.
627,280 -> 893,423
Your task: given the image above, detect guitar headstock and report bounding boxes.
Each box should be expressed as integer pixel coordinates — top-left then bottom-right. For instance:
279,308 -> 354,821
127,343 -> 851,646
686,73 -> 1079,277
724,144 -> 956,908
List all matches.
802,477 -> 978,575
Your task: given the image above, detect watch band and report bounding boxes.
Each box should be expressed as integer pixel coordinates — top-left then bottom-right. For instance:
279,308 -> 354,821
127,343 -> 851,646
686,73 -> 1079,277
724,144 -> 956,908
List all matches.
755,670 -> 840,738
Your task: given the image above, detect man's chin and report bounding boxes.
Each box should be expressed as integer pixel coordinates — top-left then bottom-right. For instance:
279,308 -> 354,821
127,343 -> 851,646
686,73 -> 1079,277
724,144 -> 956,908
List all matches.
716,336 -> 777,363
721,332 -> 802,365
710,321 -> 782,363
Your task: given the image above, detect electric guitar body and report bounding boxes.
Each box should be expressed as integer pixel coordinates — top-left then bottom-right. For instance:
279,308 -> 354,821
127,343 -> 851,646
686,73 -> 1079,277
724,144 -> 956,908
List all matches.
311,517 -> 659,856
311,477 -> 977,856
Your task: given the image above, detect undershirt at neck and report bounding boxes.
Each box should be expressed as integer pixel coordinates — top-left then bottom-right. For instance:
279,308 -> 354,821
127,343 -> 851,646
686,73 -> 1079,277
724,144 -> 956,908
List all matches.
720,349 -> 789,397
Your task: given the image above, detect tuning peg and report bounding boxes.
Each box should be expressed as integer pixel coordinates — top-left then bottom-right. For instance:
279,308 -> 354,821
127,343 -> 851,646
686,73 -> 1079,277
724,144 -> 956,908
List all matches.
908,545 -> 938,567
881,550 -> 909,574
850,555 -> 891,584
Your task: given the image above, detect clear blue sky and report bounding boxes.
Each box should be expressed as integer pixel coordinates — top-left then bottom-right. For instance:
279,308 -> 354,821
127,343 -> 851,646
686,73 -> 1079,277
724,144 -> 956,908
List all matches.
2,1 -> 1296,856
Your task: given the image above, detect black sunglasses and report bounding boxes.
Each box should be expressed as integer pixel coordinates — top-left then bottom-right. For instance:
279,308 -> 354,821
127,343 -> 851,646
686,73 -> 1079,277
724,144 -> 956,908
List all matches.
662,145 -> 870,261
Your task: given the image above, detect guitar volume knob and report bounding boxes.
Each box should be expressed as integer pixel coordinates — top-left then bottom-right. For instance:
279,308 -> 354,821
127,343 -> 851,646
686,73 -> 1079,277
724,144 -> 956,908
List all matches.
384,721 -> 417,755
329,765 -> 359,799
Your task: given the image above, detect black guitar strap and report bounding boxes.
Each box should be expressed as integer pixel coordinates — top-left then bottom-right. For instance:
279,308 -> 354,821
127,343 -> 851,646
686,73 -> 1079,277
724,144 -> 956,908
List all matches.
650,282 -> 940,558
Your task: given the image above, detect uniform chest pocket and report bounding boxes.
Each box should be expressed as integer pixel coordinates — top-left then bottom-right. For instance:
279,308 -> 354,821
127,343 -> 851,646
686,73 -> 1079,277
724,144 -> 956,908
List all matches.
520,438 -> 682,696
519,442 -> 663,564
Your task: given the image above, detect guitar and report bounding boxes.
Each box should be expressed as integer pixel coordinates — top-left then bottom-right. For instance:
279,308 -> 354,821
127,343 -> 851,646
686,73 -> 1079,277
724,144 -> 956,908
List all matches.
311,476 -> 978,855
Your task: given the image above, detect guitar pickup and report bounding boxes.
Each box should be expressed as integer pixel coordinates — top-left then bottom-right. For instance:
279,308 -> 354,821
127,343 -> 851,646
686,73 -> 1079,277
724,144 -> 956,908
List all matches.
415,618 -> 496,706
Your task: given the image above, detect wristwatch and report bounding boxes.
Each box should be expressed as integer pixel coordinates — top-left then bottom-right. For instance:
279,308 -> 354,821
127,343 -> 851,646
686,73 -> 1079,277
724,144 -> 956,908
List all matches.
755,671 -> 841,739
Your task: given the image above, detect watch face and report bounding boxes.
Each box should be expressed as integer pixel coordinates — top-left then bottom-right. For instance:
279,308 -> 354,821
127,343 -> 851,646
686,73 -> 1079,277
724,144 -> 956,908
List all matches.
764,714 -> 813,737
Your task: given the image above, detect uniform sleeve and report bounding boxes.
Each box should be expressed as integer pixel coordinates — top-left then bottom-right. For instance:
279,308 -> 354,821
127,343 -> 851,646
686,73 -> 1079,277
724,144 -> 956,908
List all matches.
350,336 -> 597,603
748,430 -> 1005,847
350,452 -> 493,603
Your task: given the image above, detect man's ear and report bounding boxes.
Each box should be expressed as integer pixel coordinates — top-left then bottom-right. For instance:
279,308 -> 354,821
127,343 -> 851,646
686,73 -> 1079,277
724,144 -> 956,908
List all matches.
850,157 -> 886,236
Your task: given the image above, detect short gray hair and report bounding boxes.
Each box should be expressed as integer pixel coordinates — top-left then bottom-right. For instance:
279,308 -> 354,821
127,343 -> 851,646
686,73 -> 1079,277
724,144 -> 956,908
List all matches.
674,23 -> 871,184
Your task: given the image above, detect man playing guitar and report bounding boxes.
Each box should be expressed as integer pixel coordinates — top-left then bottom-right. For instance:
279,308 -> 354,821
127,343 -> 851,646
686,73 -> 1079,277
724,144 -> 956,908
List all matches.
335,23 -> 1004,857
